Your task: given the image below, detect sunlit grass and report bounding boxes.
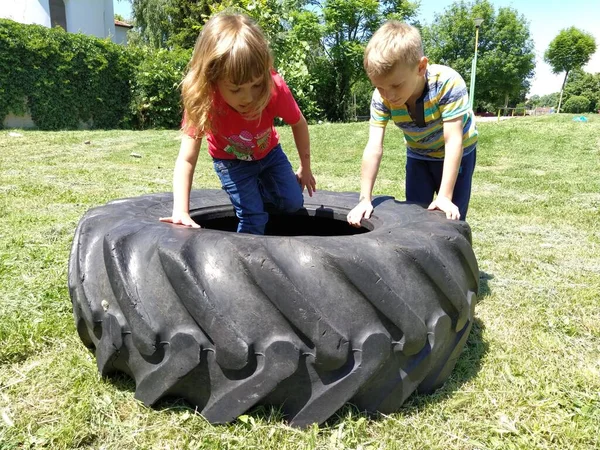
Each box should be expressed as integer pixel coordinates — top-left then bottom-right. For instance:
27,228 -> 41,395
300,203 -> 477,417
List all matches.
0,114 -> 599,449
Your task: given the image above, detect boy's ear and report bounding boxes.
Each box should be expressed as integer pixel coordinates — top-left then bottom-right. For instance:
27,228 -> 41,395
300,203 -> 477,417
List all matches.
417,56 -> 428,75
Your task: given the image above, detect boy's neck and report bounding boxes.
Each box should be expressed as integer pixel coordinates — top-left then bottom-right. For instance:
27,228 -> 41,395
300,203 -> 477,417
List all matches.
408,73 -> 427,104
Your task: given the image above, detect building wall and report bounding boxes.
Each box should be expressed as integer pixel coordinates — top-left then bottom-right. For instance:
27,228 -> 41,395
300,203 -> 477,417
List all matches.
1,0 -> 118,41
114,26 -> 130,45
0,0 -> 51,27
64,0 -> 115,39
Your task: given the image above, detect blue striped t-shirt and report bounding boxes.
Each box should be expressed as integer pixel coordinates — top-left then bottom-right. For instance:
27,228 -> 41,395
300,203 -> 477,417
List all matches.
370,64 -> 478,160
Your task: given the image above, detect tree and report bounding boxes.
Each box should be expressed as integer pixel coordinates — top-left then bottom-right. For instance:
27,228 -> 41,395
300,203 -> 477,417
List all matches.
538,92 -> 559,108
123,0 -> 419,121
422,0 -> 535,112
316,0 -> 419,121
127,0 -> 172,48
166,0 -> 221,49
544,27 -> 597,113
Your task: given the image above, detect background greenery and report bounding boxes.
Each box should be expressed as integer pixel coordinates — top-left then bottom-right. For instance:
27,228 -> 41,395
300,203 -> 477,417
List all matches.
0,115 -> 599,449
0,19 -> 137,130
0,19 -> 191,131
2,0 -> 598,131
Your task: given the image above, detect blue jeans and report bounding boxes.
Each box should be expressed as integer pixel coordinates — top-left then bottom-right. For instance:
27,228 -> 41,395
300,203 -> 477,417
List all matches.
213,145 -> 304,234
405,149 -> 476,220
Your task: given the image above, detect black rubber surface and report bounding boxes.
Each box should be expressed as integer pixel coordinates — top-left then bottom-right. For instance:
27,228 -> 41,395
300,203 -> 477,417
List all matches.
68,189 -> 479,427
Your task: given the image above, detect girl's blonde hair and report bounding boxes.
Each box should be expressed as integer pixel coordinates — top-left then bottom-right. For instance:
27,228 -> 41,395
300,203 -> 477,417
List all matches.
181,13 -> 274,135
364,21 -> 424,78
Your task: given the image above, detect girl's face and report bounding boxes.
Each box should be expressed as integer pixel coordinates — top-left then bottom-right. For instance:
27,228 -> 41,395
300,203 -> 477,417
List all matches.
217,76 -> 265,115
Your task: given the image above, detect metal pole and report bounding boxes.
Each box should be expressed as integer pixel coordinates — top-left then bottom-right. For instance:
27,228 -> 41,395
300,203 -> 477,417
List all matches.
469,24 -> 481,110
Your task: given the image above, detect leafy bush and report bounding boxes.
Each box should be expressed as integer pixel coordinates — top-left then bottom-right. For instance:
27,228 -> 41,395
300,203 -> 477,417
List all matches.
0,19 -> 137,130
0,18 -> 322,130
128,48 -> 191,129
562,95 -> 591,113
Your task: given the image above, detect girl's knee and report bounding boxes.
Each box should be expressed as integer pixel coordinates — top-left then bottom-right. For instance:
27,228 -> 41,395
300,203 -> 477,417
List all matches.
238,211 -> 268,234
280,191 -> 304,213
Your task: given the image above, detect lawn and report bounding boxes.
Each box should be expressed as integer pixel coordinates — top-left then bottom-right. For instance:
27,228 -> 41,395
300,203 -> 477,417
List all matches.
0,115 -> 599,449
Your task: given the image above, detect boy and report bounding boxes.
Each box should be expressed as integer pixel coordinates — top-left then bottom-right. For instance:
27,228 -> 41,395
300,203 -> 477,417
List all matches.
347,21 -> 477,225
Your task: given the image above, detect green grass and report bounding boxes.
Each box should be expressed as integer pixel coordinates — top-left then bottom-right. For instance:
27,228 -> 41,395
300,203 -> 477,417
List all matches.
1,115 -> 599,449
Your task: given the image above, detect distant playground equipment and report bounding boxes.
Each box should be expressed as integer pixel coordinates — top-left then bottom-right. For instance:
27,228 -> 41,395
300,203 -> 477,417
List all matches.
496,106 -> 528,119
493,106 -> 560,122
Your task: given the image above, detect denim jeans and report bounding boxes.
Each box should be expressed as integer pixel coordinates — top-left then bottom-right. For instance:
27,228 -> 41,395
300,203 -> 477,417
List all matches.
405,148 -> 476,220
213,145 -> 304,234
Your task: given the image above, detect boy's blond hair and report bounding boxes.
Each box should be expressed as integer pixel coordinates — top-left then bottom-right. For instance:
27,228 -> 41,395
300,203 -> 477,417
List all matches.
181,13 -> 274,136
364,21 -> 424,78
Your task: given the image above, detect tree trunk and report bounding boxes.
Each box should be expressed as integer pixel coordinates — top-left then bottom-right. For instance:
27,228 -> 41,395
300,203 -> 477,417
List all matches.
557,70 -> 569,113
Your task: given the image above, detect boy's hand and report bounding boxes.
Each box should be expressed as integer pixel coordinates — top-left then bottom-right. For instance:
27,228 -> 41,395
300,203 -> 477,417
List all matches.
159,211 -> 201,228
296,167 -> 316,197
347,199 -> 373,228
427,195 -> 460,220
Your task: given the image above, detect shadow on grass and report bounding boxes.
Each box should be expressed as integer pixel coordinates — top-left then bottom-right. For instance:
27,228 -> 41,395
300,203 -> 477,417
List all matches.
478,270 -> 494,301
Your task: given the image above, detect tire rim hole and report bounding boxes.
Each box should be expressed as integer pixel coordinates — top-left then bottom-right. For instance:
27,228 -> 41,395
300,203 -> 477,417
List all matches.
191,207 -> 373,236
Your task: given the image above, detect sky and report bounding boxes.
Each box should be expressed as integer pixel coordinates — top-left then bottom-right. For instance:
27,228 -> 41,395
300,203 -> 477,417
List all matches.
113,0 -> 600,97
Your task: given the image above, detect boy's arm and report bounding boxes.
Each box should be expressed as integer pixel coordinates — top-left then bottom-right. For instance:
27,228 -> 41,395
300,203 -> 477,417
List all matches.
159,134 -> 202,228
428,116 -> 463,220
291,113 -> 316,196
347,125 -> 386,227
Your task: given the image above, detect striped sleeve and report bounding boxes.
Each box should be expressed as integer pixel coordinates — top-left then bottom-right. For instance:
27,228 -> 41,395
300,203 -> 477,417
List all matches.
438,70 -> 470,121
369,89 -> 391,128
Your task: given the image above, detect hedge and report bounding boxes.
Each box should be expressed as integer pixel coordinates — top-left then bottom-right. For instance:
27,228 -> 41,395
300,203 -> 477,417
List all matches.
0,19 -> 190,130
562,95 -> 591,114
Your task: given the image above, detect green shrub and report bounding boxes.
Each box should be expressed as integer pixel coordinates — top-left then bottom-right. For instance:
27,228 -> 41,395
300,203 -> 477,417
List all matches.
562,95 -> 591,114
0,19 -> 136,130
128,48 -> 191,129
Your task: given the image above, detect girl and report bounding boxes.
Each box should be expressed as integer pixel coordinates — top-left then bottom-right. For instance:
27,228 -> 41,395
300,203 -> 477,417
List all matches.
160,12 -> 316,235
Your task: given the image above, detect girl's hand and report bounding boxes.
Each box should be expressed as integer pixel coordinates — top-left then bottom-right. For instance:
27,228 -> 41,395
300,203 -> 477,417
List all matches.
427,195 -> 460,220
159,212 -> 201,228
296,167 -> 316,197
347,199 -> 373,228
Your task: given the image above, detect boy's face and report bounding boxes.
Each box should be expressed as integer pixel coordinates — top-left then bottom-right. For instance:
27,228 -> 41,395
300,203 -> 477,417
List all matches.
370,57 -> 428,105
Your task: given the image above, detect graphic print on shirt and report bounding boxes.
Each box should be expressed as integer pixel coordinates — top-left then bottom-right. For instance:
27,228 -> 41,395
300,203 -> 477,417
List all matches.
224,128 -> 273,160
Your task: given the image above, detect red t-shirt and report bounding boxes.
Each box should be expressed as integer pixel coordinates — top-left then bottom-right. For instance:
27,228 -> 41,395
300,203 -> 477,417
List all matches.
185,71 -> 301,161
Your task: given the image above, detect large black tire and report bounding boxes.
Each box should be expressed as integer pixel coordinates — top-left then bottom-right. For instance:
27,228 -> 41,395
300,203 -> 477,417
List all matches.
68,189 -> 478,427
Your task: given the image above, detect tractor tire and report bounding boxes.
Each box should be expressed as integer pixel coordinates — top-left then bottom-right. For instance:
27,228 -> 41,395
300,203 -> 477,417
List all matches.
68,189 -> 479,428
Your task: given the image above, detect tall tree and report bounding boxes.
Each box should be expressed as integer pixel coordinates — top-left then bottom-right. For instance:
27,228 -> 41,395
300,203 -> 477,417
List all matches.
317,0 -> 419,121
166,0 -> 217,49
128,0 -> 171,48
422,0 -> 535,112
544,27 -> 597,113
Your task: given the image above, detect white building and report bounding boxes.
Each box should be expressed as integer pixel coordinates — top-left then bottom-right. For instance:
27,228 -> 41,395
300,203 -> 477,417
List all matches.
114,19 -> 133,45
0,0 -> 131,45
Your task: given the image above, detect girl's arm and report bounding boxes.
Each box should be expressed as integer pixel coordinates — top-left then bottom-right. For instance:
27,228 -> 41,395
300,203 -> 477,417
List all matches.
347,125 -> 386,227
290,113 -> 316,196
428,116 -> 463,220
159,135 -> 202,228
